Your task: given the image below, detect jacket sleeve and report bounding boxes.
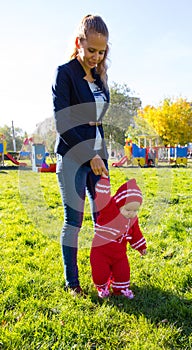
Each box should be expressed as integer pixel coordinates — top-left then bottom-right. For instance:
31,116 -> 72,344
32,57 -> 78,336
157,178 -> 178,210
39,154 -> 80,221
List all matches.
52,65 -> 97,161
129,218 -> 146,252
52,65 -> 71,114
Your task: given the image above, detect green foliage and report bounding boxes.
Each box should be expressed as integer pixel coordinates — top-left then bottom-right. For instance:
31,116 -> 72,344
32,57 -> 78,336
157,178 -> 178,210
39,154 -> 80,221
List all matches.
0,125 -> 27,152
104,83 -> 141,147
0,167 -> 192,349
126,115 -> 159,146
33,117 -> 56,153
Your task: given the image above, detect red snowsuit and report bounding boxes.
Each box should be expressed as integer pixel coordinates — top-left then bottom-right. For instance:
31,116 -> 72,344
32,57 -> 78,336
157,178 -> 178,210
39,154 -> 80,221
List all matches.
90,177 -> 146,295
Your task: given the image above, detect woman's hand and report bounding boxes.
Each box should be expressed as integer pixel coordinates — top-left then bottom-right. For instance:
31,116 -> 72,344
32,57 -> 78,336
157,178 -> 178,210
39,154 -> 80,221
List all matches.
90,155 -> 109,176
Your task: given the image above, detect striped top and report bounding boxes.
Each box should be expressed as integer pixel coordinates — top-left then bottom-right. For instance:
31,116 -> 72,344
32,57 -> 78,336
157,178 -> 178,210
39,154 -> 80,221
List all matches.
88,82 -> 107,151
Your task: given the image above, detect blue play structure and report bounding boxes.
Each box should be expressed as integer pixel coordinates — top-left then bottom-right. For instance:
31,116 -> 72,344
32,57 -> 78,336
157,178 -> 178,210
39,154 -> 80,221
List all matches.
32,143 -> 56,172
32,144 -> 46,171
176,146 -> 188,158
131,143 -> 146,166
169,146 -> 188,166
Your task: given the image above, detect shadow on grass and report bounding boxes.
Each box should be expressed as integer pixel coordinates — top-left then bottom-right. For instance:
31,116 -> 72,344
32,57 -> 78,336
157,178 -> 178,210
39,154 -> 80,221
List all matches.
90,284 -> 192,337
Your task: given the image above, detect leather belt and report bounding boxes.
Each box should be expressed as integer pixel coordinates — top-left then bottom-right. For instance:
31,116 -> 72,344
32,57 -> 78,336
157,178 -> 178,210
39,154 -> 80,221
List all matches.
89,121 -> 102,126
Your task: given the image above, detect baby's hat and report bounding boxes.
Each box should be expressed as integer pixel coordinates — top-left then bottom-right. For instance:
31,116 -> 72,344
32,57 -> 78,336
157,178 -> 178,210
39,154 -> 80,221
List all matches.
114,178 -> 142,208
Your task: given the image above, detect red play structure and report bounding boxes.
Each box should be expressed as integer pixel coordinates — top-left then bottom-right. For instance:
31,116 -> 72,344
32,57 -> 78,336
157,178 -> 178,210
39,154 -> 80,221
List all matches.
5,152 -> 27,166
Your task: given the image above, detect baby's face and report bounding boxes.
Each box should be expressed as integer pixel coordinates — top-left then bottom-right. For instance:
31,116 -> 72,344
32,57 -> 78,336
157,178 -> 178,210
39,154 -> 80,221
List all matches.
120,201 -> 141,219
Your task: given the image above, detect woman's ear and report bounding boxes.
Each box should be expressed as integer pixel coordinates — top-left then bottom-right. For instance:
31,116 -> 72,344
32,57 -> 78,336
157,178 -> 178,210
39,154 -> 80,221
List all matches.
75,37 -> 81,49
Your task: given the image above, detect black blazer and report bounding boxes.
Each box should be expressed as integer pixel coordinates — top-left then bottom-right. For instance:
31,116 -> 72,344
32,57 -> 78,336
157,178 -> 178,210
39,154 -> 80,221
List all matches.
52,58 -> 110,164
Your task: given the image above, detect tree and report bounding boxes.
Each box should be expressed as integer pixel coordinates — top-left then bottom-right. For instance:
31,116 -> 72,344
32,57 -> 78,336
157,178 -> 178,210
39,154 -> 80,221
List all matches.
103,82 -> 141,149
0,125 -> 26,151
126,114 -> 159,146
33,117 -> 56,153
137,98 -> 192,145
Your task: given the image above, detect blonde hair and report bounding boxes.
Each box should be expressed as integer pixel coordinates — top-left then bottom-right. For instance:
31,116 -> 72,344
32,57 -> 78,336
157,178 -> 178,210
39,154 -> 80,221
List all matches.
70,14 -> 109,87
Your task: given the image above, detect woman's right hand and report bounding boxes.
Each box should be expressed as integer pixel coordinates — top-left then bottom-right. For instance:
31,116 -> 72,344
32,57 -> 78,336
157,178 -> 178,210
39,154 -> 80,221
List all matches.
90,154 -> 109,176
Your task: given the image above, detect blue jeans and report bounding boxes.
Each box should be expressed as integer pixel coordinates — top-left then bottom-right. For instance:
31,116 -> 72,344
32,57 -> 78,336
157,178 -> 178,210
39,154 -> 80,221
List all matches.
56,154 -> 106,287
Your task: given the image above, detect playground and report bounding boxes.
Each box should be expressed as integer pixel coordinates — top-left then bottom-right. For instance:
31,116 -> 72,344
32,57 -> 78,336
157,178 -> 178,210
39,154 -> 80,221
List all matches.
1,132 -> 191,172
112,137 -> 190,168
0,132 -> 191,349
0,134 -> 56,172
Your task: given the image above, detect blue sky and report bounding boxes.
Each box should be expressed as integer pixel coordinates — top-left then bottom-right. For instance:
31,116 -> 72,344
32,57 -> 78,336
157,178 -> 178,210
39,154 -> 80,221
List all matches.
1,0 -> 192,133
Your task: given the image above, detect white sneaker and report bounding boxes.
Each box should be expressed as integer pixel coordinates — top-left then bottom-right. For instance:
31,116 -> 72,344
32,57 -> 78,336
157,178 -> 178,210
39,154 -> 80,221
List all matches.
120,288 -> 134,299
98,287 -> 110,298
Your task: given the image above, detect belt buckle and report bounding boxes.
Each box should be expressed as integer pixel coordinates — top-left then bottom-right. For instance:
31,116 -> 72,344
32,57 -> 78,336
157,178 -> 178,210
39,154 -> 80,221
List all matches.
89,121 -> 101,126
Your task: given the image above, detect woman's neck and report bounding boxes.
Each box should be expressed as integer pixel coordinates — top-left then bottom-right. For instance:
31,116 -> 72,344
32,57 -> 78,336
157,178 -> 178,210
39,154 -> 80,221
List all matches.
77,56 -> 95,82
84,74 -> 95,83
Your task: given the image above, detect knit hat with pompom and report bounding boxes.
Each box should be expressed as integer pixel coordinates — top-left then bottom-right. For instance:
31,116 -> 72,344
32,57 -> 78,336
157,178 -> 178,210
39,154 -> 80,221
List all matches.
113,178 -> 142,208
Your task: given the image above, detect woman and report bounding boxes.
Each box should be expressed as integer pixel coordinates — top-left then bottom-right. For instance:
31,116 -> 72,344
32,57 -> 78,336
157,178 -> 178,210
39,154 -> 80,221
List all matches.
52,14 -> 110,295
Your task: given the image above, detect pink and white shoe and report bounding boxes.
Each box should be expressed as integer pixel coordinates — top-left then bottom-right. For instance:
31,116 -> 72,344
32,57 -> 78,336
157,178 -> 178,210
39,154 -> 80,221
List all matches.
120,288 -> 134,299
98,287 -> 110,299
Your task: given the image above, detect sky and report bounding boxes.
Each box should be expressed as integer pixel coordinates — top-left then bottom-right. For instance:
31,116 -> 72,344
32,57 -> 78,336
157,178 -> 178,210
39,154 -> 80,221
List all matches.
0,0 -> 192,134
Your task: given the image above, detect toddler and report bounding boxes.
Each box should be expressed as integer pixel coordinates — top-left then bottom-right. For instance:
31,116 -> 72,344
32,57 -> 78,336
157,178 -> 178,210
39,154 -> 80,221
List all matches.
90,176 -> 147,298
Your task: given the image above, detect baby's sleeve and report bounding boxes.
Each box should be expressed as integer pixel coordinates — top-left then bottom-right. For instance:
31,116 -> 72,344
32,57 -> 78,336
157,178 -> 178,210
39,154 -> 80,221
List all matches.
95,177 -> 111,212
129,218 -> 147,252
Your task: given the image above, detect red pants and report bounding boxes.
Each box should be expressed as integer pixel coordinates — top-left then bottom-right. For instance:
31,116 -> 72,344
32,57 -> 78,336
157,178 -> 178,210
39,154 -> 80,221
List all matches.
90,241 -> 130,294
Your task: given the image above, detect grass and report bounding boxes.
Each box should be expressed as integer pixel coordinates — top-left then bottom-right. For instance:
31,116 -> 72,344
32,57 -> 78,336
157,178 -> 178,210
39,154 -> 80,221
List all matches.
0,165 -> 192,349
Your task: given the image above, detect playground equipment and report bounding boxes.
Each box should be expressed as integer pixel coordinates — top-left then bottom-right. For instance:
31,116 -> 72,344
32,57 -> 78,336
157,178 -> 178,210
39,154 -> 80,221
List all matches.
112,155 -> 129,167
19,137 -> 33,159
0,134 -> 56,170
32,143 -> 56,172
0,134 -> 27,167
39,162 -> 56,172
112,138 -> 132,167
32,143 -> 46,171
112,137 -> 188,168
5,153 -> 27,166
135,135 -> 158,167
112,138 -> 151,167
168,146 -> 188,166
0,134 -> 6,166
131,143 -> 146,167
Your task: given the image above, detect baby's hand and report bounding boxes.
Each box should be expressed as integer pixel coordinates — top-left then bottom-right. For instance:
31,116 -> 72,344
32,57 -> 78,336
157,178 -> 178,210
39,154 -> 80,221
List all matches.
140,249 -> 147,256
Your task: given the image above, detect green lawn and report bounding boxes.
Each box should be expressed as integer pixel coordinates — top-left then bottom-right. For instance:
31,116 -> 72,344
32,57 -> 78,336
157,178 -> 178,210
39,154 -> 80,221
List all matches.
0,165 -> 191,349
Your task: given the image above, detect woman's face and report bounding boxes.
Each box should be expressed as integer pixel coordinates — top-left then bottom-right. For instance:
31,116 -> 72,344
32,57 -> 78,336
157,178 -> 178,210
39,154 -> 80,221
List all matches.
76,32 -> 108,72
